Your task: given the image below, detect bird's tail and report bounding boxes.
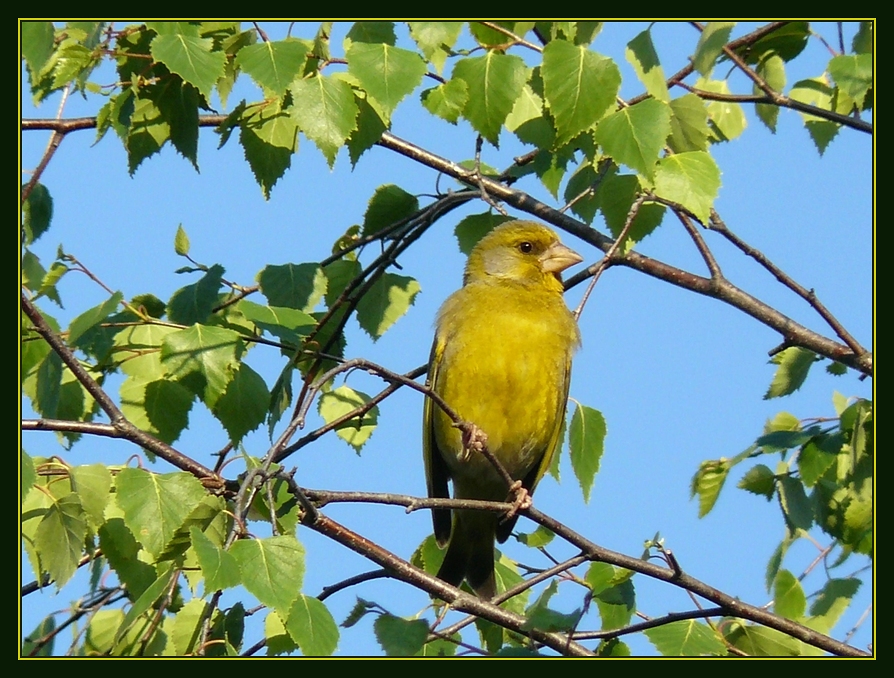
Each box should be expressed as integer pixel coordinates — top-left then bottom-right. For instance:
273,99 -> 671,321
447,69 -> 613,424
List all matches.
436,510 -> 497,600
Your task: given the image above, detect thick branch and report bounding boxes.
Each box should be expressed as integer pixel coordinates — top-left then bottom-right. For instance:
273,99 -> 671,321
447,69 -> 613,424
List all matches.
21,293 -> 222,485
302,510 -> 595,656
302,488 -> 869,657
375,131 -> 871,376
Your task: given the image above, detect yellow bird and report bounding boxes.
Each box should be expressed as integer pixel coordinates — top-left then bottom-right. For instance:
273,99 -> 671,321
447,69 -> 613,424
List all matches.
423,221 -> 582,599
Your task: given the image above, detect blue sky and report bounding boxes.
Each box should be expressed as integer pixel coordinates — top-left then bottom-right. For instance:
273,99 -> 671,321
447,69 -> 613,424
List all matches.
21,21 -> 873,656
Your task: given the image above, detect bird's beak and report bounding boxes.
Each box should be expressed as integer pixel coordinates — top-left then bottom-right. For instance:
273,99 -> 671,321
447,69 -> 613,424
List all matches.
539,242 -> 583,274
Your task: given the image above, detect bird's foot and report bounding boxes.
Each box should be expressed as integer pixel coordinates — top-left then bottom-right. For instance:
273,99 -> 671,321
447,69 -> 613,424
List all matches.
458,421 -> 488,462
503,480 -> 532,520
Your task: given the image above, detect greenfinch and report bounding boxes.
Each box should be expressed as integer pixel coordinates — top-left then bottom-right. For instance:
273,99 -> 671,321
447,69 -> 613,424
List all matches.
423,221 -> 582,599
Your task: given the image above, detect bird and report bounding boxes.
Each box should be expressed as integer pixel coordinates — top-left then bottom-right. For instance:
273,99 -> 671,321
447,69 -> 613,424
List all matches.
423,220 -> 582,599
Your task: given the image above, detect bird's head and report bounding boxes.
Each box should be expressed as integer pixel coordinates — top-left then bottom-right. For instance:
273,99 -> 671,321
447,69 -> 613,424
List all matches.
464,221 -> 583,291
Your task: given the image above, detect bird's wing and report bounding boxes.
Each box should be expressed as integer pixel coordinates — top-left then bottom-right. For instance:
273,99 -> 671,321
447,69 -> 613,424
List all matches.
496,353 -> 572,543
423,334 -> 453,546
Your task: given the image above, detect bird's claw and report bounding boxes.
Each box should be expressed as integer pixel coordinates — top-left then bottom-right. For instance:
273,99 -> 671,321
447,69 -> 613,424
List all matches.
503,480 -> 532,521
458,421 -> 488,461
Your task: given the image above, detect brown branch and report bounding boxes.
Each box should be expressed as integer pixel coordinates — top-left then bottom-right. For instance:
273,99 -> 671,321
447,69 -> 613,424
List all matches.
21,293 -> 222,485
708,211 -> 869,361
375,131 -> 871,376
300,510 -> 595,656
300,487 -> 868,657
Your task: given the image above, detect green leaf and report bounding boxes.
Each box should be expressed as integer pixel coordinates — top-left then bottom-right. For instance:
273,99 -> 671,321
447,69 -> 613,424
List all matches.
35,492 -> 86,588
265,610 -> 298,655
452,52 -> 527,146
238,300 -> 317,345
692,22 -> 735,77
21,21 -> 56,79
347,95 -> 387,165
408,22 -> 463,74
568,403 -> 606,503
239,110 -> 295,199
21,450 -> 36,503
776,471 -> 813,531
120,377 -> 194,444
645,619 -> 725,656
161,324 -> 243,408
690,458 -> 730,517
344,21 -> 396,48
516,525 -> 555,548
113,325 -> 179,382
626,29 -> 669,102
594,99 -> 672,179
99,518 -> 157,600
318,385 -> 379,452
68,292 -> 123,345
668,94 -> 710,152
115,468 -> 207,557
126,93 -> 173,174
852,22 -> 873,55
115,562 -> 177,644
696,78 -> 747,143
362,184 -> 420,236
789,78 -> 840,154
737,463 -> 775,500
286,594 -> 340,656
755,53 -> 786,132
347,43 -> 426,124
809,578 -> 861,632
374,614 -> 429,656
797,440 -> 837,488
209,363 -> 269,444
257,262 -> 327,312
828,54 -> 873,104
355,272 -> 421,340
773,569 -> 806,619
169,598 -> 208,655
150,33 -> 225,100
724,622 -> 804,657
190,526 -> 241,591
22,182 -> 53,245
654,151 -> 721,224
421,78 -> 469,124
174,224 -> 190,255
600,173 -> 666,251
23,615 -> 56,657
764,347 -> 817,399
230,535 -> 305,618
323,259 -> 363,306
167,264 -> 225,325
594,579 -> 635,630
739,22 -> 809,63
542,40 -> 621,145
291,74 -> 358,167
235,39 -> 310,96
454,213 -> 517,254
70,464 -> 112,530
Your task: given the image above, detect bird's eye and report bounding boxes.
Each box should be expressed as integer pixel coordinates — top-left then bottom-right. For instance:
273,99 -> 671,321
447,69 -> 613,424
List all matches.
518,241 -> 534,254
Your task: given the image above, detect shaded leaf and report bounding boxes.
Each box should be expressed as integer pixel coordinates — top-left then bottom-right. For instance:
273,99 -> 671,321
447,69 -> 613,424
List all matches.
355,272 -> 421,340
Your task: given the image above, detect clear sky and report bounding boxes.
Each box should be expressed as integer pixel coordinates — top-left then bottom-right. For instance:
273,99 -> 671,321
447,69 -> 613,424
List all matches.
21,21 -> 873,656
